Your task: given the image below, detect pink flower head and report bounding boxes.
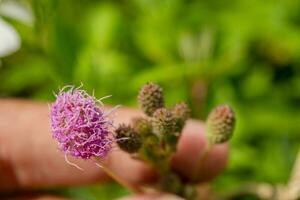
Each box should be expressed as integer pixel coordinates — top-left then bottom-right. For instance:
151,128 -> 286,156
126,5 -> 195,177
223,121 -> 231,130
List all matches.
50,86 -> 114,159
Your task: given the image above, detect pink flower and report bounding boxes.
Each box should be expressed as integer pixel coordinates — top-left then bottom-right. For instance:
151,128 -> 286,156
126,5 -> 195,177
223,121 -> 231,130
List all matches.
50,86 -> 114,159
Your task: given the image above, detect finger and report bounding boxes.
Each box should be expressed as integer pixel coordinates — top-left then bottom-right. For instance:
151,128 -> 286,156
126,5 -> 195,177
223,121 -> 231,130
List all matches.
0,99 -> 228,191
172,119 -> 229,182
118,193 -> 184,200
0,99 -> 154,191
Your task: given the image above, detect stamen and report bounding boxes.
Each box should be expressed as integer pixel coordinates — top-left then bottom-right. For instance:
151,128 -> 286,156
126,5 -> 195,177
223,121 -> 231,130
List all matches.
104,105 -> 121,117
64,154 -> 84,171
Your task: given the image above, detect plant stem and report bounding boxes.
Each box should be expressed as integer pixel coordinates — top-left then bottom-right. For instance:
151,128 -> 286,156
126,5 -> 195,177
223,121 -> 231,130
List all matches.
94,158 -> 143,194
193,142 -> 213,182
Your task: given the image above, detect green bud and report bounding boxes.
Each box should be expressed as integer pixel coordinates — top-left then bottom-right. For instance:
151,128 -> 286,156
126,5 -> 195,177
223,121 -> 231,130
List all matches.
132,117 -> 152,137
172,102 -> 191,132
206,105 -> 235,144
152,108 -> 176,136
182,185 -> 198,200
141,134 -> 165,162
138,83 -> 164,116
160,173 -> 183,194
115,124 -> 142,153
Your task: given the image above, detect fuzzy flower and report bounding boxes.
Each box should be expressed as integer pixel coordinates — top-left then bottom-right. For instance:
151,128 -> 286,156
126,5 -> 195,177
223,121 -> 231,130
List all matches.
50,86 -> 114,159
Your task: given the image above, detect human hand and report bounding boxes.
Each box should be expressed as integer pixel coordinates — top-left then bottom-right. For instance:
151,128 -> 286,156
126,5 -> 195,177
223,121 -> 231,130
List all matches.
0,99 -> 228,200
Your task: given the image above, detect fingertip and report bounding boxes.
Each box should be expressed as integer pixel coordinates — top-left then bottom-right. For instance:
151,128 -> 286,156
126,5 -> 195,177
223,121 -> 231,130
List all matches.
197,143 -> 229,182
172,120 -> 229,182
104,150 -> 157,185
171,121 -> 205,178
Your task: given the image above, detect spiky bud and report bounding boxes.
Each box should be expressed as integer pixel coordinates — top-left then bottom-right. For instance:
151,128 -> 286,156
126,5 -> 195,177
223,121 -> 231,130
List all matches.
172,102 -> 191,132
138,83 -> 164,116
115,124 -> 142,153
152,108 -> 176,136
206,105 -> 235,144
132,117 -> 152,136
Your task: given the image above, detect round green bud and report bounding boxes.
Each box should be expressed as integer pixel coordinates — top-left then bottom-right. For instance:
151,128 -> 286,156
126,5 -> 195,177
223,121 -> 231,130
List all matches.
160,173 -> 183,194
206,105 -> 235,144
183,185 -> 198,200
172,102 -> 191,132
115,124 -> 142,153
132,117 -> 152,136
152,108 -> 176,136
138,83 -> 164,116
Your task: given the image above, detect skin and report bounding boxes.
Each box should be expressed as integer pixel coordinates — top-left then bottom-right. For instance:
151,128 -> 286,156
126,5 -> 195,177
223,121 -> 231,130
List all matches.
0,99 -> 229,200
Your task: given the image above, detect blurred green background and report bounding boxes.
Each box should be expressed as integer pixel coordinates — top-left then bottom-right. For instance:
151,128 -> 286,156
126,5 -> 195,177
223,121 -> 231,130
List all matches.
1,0 -> 300,199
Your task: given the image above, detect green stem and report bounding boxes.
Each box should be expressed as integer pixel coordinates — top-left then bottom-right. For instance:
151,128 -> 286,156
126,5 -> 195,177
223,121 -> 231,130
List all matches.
193,142 -> 213,182
94,158 -> 143,194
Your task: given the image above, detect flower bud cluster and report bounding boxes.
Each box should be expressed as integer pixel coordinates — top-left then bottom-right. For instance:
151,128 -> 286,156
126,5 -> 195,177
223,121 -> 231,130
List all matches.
139,83 -> 190,140
115,83 -> 191,162
50,83 -> 236,200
